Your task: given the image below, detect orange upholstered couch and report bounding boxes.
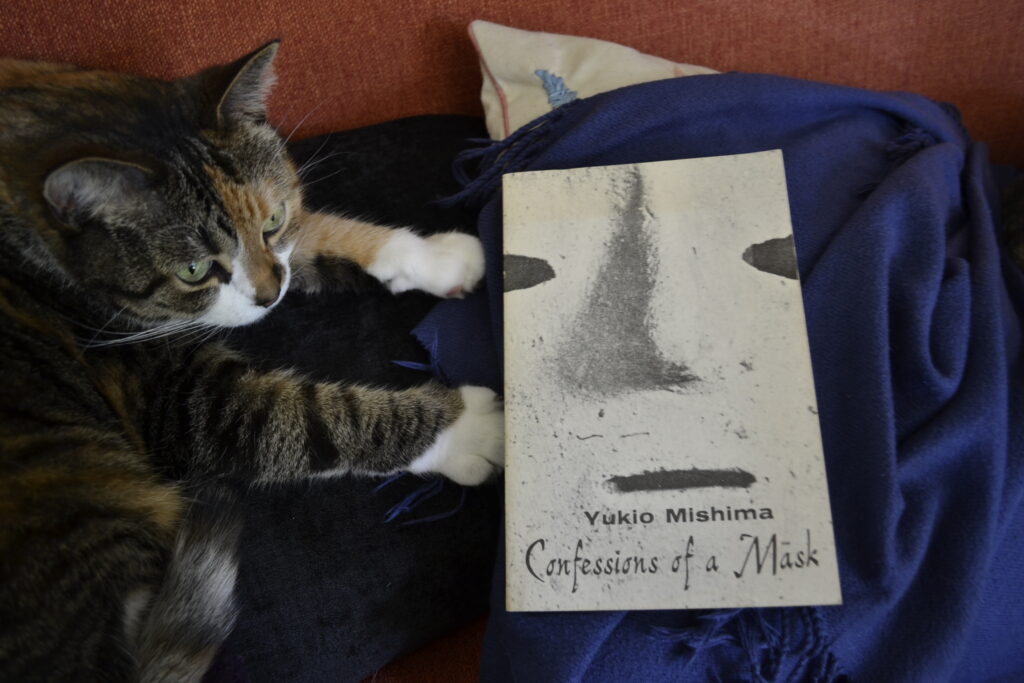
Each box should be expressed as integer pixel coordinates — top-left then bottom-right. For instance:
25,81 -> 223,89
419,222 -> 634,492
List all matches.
4,1 -> 1022,680
4,1 -> 1023,164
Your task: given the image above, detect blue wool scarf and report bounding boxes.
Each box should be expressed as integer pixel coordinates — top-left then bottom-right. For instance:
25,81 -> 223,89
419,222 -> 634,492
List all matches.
416,73 -> 1024,681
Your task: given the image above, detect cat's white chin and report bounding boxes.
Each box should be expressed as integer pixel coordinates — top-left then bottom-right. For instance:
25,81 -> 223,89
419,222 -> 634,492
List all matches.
198,248 -> 291,328
197,292 -> 275,327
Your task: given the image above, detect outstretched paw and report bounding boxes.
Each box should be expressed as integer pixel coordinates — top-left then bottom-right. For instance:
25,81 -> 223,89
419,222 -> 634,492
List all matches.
369,230 -> 485,298
423,232 -> 486,298
408,386 -> 504,486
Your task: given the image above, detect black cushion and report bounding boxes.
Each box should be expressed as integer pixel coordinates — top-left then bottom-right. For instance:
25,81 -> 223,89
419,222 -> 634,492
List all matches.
206,115 -> 500,683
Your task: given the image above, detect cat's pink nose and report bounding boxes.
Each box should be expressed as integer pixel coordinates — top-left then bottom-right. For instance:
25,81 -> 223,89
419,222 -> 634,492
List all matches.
254,264 -> 283,307
255,283 -> 280,307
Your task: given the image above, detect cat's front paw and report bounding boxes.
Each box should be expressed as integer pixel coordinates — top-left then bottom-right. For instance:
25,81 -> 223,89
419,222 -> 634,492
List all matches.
421,232 -> 486,298
408,386 -> 504,486
369,230 -> 485,298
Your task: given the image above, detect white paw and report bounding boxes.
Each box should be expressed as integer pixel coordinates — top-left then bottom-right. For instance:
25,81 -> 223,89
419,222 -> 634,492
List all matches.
368,229 -> 485,298
408,386 -> 504,486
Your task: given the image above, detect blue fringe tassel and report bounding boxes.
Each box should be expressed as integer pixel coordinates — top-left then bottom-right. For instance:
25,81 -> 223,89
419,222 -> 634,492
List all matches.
437,100 -> 580,209
373,473 -> 469,526
381,476 -> 444,522
393,328 -> 452,385
376,337 -> 464,528
647,608 -> 844,682
377,343 -> 467,526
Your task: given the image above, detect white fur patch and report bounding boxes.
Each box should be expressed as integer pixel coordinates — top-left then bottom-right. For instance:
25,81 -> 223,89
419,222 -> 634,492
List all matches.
198,244 -> 292,328
368,230 -> 485,298
275,242 -> 294,307
191,544 -> 239,616
123,587 -> 152,643
408,386 -> 505,485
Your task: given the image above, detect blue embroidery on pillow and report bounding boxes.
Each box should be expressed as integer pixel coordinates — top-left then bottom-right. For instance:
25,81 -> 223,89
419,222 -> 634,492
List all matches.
535,70 -> 578,108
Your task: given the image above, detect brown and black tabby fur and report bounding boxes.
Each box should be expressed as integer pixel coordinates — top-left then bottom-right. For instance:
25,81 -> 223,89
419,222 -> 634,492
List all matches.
0,43 -> 502,681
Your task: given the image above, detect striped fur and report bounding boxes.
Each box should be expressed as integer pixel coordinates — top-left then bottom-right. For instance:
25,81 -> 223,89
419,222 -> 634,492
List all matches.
0,44 -> 502,682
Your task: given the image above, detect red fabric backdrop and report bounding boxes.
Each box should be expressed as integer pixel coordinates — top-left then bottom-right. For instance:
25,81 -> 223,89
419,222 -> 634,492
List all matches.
3,0 -> 1023,162
3,2 -> 1021,680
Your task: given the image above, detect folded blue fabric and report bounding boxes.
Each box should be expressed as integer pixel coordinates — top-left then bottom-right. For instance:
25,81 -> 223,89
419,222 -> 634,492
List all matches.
414,73 -> 1024,681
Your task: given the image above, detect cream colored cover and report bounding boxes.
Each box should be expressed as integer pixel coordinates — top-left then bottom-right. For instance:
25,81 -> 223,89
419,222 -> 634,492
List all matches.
503,152 -> 842,612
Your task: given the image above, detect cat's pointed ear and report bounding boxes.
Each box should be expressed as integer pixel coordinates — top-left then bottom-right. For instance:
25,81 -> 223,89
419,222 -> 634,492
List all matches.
207,41 -> 280,129
43,158 -> 152,226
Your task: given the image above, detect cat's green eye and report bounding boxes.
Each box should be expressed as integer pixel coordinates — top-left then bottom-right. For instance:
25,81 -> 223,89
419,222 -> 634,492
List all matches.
176,259 -> 213,284
262,202 -> 287,235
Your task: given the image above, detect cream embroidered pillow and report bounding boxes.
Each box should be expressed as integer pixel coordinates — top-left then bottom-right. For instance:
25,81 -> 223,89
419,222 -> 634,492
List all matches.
469,20 -> 718,140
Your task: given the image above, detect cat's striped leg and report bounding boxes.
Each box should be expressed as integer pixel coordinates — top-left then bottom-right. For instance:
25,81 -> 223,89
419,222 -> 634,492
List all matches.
157,346 -> 503,486
291,210 -> 485,298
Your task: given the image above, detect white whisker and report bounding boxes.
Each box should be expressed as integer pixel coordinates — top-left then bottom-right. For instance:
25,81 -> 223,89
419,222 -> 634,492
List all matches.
87,305 -> 130,341
296,151 -> 350,179
305,166 -> 348,187
282,98 -> 329,146
80,319 -> 206,348
174,323 -> 222,348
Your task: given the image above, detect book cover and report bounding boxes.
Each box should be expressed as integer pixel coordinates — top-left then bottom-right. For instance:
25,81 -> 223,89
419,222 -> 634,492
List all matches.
503,151 -> 842,611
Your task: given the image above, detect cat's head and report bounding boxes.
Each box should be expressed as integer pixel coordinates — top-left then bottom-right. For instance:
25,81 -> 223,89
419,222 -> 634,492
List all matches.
20,43 -> 302,331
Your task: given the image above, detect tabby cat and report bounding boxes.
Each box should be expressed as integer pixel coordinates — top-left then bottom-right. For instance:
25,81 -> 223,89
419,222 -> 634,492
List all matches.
0,42 -> 503,681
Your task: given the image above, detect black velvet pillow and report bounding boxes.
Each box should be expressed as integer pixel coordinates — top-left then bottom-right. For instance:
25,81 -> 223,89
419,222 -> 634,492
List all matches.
205,116 -> 500,682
